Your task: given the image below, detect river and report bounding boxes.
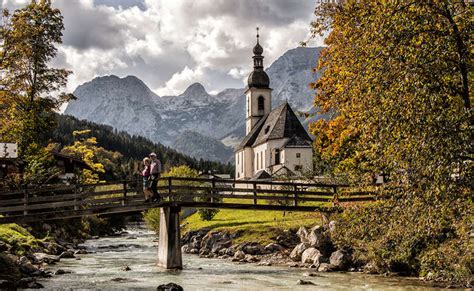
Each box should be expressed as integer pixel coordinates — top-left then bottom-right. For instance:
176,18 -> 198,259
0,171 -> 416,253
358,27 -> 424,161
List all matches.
39,224 -> 438,290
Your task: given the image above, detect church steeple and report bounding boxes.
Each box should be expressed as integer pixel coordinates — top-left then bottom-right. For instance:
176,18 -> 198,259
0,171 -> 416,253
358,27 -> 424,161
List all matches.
253,28 -> 264,68
247,28 -> 270,89
245,27 -> 272,135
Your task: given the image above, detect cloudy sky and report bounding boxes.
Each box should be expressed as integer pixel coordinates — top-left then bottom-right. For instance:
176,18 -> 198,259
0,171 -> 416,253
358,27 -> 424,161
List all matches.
2,0 -> 322,95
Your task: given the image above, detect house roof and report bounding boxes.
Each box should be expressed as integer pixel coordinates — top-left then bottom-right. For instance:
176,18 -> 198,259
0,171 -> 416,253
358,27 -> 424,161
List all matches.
236,102 -> 312,150
51,151 -> 92,170
251,169 -> 272,180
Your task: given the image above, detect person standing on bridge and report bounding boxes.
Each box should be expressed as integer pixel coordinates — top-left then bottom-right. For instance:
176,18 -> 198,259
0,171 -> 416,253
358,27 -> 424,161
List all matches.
139,157 -> 153,202
149,152 -> 162,202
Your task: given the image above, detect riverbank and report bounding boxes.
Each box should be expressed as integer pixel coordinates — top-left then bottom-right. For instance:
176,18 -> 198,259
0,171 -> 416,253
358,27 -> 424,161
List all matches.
39,224 -> 438,290
179,210 -> 467,289
0,216 -> 126,289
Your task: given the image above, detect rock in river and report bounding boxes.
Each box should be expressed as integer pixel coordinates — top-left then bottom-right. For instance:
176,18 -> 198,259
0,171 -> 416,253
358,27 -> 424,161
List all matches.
157,282 -> 184,291
329,250 -> 352,271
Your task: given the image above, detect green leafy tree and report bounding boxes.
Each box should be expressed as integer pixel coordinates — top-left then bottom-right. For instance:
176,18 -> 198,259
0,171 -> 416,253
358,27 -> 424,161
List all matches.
309,0 -> 472,285
0,1 -> 73,156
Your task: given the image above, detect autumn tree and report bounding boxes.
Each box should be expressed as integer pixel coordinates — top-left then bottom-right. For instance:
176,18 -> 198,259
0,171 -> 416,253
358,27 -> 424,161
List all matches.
61,130 -> 108,184
0,0 -> 72,156
309,0 -> 472,285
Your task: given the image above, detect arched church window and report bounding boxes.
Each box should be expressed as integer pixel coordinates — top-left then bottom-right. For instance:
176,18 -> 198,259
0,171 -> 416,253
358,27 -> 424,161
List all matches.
258,95 -> 265,111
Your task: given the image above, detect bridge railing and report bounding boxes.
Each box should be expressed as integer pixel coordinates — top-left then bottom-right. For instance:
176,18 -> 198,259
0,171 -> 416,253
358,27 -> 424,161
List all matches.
0,177 -> 377,223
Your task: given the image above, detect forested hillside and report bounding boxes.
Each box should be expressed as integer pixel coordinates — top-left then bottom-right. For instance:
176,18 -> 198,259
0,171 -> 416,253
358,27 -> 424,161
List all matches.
49,114 -> 233,176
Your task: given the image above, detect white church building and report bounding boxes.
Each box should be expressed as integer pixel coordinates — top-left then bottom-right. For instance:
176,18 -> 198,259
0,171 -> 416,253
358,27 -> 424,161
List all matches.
235,33 -> 313,180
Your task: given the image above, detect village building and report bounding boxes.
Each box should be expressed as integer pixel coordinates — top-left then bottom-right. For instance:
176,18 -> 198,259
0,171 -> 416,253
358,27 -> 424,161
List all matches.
235,32 -> 313,180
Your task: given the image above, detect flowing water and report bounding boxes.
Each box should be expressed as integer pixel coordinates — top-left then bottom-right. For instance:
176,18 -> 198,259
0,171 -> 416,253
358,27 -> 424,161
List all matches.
39,224 -> 440,290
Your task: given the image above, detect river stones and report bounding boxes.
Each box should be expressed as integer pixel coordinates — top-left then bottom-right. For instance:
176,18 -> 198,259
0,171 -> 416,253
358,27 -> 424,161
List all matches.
238,242 -> 264,255
301,248 -> 322,265
289,243 -> 309,262
297,279 -> 315,285
264,243 -> 285,253
54,269 -> 72,275
157,282 -> 184,291
32,253 -> 60,264
59,250 -> 75,259
329,250 -> 352,271
318,263 -> 335,272
232,250 -> 245,261
296,227 -> 310,243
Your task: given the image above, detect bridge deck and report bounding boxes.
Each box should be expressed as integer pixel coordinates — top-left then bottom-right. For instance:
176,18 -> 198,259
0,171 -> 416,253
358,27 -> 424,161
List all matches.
0,177 -> 377,224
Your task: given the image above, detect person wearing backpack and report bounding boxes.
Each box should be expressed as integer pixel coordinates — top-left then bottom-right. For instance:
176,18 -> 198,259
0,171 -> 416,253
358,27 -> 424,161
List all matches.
149,152 -> 162,202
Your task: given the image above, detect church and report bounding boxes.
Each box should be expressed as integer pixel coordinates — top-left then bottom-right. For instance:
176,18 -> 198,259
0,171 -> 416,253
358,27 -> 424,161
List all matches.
235,32 -> 313,180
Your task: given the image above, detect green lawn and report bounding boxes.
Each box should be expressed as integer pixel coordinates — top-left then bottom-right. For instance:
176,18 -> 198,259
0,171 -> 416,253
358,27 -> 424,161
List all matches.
182,209 -> 321,245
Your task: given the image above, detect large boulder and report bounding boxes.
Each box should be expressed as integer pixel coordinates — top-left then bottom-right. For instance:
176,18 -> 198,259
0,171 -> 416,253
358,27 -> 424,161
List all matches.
289,243 -> 309,262
296,227 -> 309,243
307,226 -> 333,256
157,282 -> 184,291
301,248 -> 322,265
329,250 -> 352,271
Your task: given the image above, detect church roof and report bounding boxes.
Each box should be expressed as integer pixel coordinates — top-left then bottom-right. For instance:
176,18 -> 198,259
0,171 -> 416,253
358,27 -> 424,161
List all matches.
251,169 -> 272,180
236,102 -> 312,151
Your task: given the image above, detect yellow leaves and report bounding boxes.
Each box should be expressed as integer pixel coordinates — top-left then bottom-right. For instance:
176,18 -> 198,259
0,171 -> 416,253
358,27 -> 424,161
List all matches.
72,129 -> 91,137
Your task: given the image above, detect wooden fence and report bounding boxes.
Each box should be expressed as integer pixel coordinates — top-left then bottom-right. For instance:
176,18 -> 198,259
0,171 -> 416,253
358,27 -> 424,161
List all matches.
0,177 -> 377,224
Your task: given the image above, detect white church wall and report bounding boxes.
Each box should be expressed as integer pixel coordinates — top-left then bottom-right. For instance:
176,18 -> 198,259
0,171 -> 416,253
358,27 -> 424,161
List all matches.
235,150 -> 245,180
282,147 -> 313,174
244,147 -> 253,178
252,143 -> 268,172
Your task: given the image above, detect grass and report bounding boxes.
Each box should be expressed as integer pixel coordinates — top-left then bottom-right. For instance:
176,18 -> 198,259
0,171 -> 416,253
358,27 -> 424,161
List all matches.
182,208 -> 322,245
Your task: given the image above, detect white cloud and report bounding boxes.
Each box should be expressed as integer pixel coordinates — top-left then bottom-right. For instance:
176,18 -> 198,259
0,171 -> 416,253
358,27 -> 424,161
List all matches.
155,66 -> 205,96
4,0 -> 323,95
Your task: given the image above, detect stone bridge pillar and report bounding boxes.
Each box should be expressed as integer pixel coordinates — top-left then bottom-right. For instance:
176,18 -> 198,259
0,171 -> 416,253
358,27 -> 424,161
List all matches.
157,206 -> 182,269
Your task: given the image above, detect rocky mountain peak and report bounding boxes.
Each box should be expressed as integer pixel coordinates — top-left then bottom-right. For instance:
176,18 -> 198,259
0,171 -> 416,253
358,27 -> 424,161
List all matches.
180,82 -> 208,98
64,47 -> 324,163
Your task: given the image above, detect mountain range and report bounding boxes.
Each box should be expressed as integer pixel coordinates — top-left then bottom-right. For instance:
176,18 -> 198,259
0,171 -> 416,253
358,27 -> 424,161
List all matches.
64,47 -> 322,163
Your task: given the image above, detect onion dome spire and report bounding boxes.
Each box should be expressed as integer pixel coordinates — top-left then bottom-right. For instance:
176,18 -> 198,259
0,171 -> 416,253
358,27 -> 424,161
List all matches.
248,27 -> 270,88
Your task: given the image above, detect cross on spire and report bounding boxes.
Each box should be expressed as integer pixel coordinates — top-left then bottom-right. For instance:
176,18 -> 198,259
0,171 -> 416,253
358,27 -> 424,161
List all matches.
256,27 -> 260,41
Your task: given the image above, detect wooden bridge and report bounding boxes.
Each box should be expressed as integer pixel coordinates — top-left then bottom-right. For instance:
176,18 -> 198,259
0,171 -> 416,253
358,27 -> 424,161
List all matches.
0,177 -> 376,268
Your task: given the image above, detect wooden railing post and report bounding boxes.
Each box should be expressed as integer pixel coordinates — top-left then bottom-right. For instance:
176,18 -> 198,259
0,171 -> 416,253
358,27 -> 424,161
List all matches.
333,186 -> 338,206
122,181 -> 127,206
74,184 -> 79,211
293,185 -> 298,207
210,177 -> 215,203
168,177 -> 172,201
253,182 -> 257,205
23,188 -> 28,215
